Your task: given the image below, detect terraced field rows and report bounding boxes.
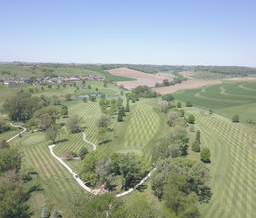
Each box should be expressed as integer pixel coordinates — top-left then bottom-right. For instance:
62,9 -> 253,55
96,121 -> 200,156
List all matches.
123,101 -> 160,149
191,109 -> 256,218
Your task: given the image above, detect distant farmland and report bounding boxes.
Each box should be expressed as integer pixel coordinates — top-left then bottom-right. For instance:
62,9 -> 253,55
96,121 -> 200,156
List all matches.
108,67 -> 172,89
154,79 -> 222,94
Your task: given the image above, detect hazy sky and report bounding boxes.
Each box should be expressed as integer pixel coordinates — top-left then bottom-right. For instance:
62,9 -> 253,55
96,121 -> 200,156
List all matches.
0,0 -> 256,66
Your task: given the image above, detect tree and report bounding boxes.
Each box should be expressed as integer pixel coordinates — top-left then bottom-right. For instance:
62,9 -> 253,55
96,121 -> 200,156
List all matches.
33,106 -> 60,130
125,100 -> 130,112
0,118 -> 10,133
0,171 -> 30,218
98,115 -> 111,128
79,147 -> 88,160
65,94 -> 72,101
192,141 -> 200,153
162,94 -> 174,102
167,111 -> 179,127
95,158 -> 112,185
187,114 -> 195,124
195,130 -> 201,144
89,95 -> 96,102
46,125 -> 59,143
162,79 -> 170,86
67,115 -> 83,133
111,153 -> 145,190
117,109 -> 124,122
0,147 -> 21,173
76,193 -> 126,218
232,114 -> 239,123
83,97 -> 88,103
200,147 -> 211,163
177,102 -> 182,108
3,91 -> 42,121
61,105 -> 68,117
159,101 -> 169,113
186,101 -> 193,107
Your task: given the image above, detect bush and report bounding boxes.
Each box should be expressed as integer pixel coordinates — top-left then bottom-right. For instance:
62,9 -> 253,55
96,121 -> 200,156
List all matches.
187,114 -> 195,124
201,147 -> 211,163
232,114 -> 239,123
79,147 -> 88,159
186,101 -> 193,107
0,119 -> 10,133
162,94 -> 175,102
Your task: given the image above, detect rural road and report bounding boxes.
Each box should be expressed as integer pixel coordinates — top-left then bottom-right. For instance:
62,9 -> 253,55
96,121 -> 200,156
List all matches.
49,131 -> 156,197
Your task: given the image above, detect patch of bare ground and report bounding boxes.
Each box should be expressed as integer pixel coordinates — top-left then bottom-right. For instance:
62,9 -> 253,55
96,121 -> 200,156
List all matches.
108,67 -> 173,89
154,79 -> 222,94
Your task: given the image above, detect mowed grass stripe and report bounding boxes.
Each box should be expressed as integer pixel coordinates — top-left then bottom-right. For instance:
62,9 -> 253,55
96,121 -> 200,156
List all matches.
123,102 -> 160,149
192,110 -> 256,218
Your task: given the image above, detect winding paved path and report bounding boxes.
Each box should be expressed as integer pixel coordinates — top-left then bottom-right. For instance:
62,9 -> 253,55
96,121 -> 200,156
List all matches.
48,132 -> 156,197
7,123 -> 27,143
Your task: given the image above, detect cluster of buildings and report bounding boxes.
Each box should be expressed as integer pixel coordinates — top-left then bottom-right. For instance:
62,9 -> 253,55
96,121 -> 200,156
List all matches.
0,74 -> 104,86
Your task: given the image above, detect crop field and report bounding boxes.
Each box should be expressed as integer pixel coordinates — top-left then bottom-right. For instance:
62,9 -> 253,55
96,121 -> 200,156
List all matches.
154,79 -> 222,94
189,109 -> 256,218
108,67 -> 172,89
175,81 -> 256,124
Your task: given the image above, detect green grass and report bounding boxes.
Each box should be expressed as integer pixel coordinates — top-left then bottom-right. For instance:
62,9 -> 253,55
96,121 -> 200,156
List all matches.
174,81 -> 256,125
13,132 -> 87,218
188,108 -> 256,218
54,102 -> 101,158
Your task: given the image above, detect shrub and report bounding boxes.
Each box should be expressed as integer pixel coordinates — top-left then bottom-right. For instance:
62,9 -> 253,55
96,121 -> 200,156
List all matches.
232,114 -> 239,123
187,114 -> 195,124
192,141 -> 200,152
186,101 -> 193,107
201,147 -> 211,163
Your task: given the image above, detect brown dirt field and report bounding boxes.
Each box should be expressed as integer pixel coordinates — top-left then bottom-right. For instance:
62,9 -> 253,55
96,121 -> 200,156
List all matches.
108,68 -> 173,89
154,79 -> 222,94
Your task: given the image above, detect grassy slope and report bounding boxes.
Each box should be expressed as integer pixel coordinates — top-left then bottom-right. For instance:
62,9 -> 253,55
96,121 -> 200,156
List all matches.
188,108 -> 256,218
11,132 -> 87,218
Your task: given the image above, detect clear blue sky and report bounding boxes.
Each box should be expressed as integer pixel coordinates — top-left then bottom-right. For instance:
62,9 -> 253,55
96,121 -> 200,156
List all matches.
1,0 -> 256,66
